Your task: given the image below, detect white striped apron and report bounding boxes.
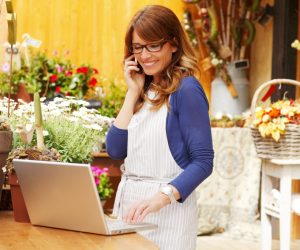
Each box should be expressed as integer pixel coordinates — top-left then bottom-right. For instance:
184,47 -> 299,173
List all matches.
113,91 -> 197,250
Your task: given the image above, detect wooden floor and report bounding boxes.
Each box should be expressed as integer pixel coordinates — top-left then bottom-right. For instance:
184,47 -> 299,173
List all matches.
197,235 -> 300,250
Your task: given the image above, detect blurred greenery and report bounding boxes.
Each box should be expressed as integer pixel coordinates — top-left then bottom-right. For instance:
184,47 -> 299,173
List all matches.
99,79 -> 126,118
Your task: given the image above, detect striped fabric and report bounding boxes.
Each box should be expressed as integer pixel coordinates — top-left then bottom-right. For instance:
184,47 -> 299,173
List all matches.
113,91 -> 197,250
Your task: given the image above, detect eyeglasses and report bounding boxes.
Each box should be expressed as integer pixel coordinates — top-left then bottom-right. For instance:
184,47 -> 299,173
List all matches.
130,40 -> 167,54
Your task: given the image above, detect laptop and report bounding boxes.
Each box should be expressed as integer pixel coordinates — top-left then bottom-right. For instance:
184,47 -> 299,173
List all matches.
13,159 -> 157,235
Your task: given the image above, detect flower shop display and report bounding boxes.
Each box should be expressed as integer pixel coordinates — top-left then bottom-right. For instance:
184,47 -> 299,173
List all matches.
182,0 -> 264,116
1,94 -> 114,221
251,79 -> 300,159
91,166 -> 113,204
0,50 -> 101,101
1,97 -> 114,173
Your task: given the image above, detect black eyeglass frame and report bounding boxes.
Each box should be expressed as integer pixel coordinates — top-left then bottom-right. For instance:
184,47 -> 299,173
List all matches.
129,40 -> 168,54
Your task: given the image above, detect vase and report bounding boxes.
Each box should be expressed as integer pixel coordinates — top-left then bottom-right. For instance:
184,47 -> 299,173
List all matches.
0,130 -> 13,205
8,172 -> 30,223
211,60 -> 250,116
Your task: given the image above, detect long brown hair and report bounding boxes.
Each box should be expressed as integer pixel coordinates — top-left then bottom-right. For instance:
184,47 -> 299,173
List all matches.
124,5 -> 200,112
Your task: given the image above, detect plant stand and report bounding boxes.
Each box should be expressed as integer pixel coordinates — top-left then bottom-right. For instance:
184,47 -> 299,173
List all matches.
8,172 -> 30,223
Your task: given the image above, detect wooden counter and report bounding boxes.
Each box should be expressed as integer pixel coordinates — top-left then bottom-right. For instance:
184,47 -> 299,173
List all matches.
0,211 -> 158,250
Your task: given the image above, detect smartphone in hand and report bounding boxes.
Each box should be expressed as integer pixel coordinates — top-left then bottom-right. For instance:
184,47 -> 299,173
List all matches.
135,57 -> 143,74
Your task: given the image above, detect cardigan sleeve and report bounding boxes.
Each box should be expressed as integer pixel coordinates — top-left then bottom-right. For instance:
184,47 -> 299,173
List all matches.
170,78 -> 214,202
106,124 -> 128,159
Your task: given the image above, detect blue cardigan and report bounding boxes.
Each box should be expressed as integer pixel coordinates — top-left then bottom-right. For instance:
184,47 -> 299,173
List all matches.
106,76 -> 214,202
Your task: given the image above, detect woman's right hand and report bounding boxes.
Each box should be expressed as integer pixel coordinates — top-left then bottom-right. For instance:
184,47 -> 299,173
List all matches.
124,55 -> 145,95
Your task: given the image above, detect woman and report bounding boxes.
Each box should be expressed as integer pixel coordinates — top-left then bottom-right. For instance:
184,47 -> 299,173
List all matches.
106,5 -> 214,250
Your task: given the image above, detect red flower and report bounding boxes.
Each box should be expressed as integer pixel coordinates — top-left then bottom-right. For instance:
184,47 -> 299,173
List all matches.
50,74 -> 58,83
55,86 -> 61,93
76,66 -> 89,74
89,77 -> 97,87
93,68 -> 99,74
65,71 -> 73,76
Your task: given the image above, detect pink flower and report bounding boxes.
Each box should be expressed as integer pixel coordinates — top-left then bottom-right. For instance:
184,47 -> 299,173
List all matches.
55,64 -> 64,73
65,71 -> 73,76
91,166 -> 109,176
2,62 -> 10,73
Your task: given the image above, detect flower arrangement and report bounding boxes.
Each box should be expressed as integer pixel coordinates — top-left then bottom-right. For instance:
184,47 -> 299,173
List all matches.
0,50 -> 100,100
91,166 -> 114,200
253,100 -> 300,141
0,97 -> 114,171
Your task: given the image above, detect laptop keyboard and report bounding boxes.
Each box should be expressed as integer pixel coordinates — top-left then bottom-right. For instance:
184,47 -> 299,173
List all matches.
106,218 -> 148,230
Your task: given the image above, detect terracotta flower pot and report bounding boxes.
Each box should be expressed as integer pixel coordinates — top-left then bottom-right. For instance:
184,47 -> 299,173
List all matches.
8,172 -> 30,223
0,130 -> 13,205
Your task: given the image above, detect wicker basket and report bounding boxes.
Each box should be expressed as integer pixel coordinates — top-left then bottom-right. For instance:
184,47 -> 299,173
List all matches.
250,79 -> 300,159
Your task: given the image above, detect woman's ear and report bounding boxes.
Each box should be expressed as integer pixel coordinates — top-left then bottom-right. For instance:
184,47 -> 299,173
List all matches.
172,47 -> 178,53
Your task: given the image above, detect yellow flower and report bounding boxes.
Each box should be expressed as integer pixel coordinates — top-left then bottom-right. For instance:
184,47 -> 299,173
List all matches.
272,100 -> 284,110
253,118 -> 261,126
271,130 -> 280,141
254,98 -> 300,141
262,114 -> 270,123
258,123 -> 268,137
255,107 -> 264,119
265,107 -> 272,112
280,107 -> 289,115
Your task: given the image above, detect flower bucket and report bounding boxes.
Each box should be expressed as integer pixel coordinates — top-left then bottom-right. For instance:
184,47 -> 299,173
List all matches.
8,172 -> 30,223
211,61 -> 250,116
251,79 -> 300,159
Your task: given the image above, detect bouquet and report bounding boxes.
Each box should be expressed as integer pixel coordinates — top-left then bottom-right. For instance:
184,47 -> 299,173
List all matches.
253,99 -> 300,141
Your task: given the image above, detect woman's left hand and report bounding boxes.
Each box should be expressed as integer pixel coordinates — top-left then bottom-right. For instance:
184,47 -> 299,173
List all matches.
123,192 -> 171,223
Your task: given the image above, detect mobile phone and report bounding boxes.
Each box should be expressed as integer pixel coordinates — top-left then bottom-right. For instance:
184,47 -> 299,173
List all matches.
134,57 -> 143,74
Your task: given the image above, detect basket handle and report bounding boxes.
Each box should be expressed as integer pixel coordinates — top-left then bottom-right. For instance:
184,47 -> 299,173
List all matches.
251,78 -> 300,116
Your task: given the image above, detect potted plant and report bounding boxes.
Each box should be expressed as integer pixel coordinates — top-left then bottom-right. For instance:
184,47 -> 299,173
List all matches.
0,49 -> 102,102
2,95 -> 114,221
